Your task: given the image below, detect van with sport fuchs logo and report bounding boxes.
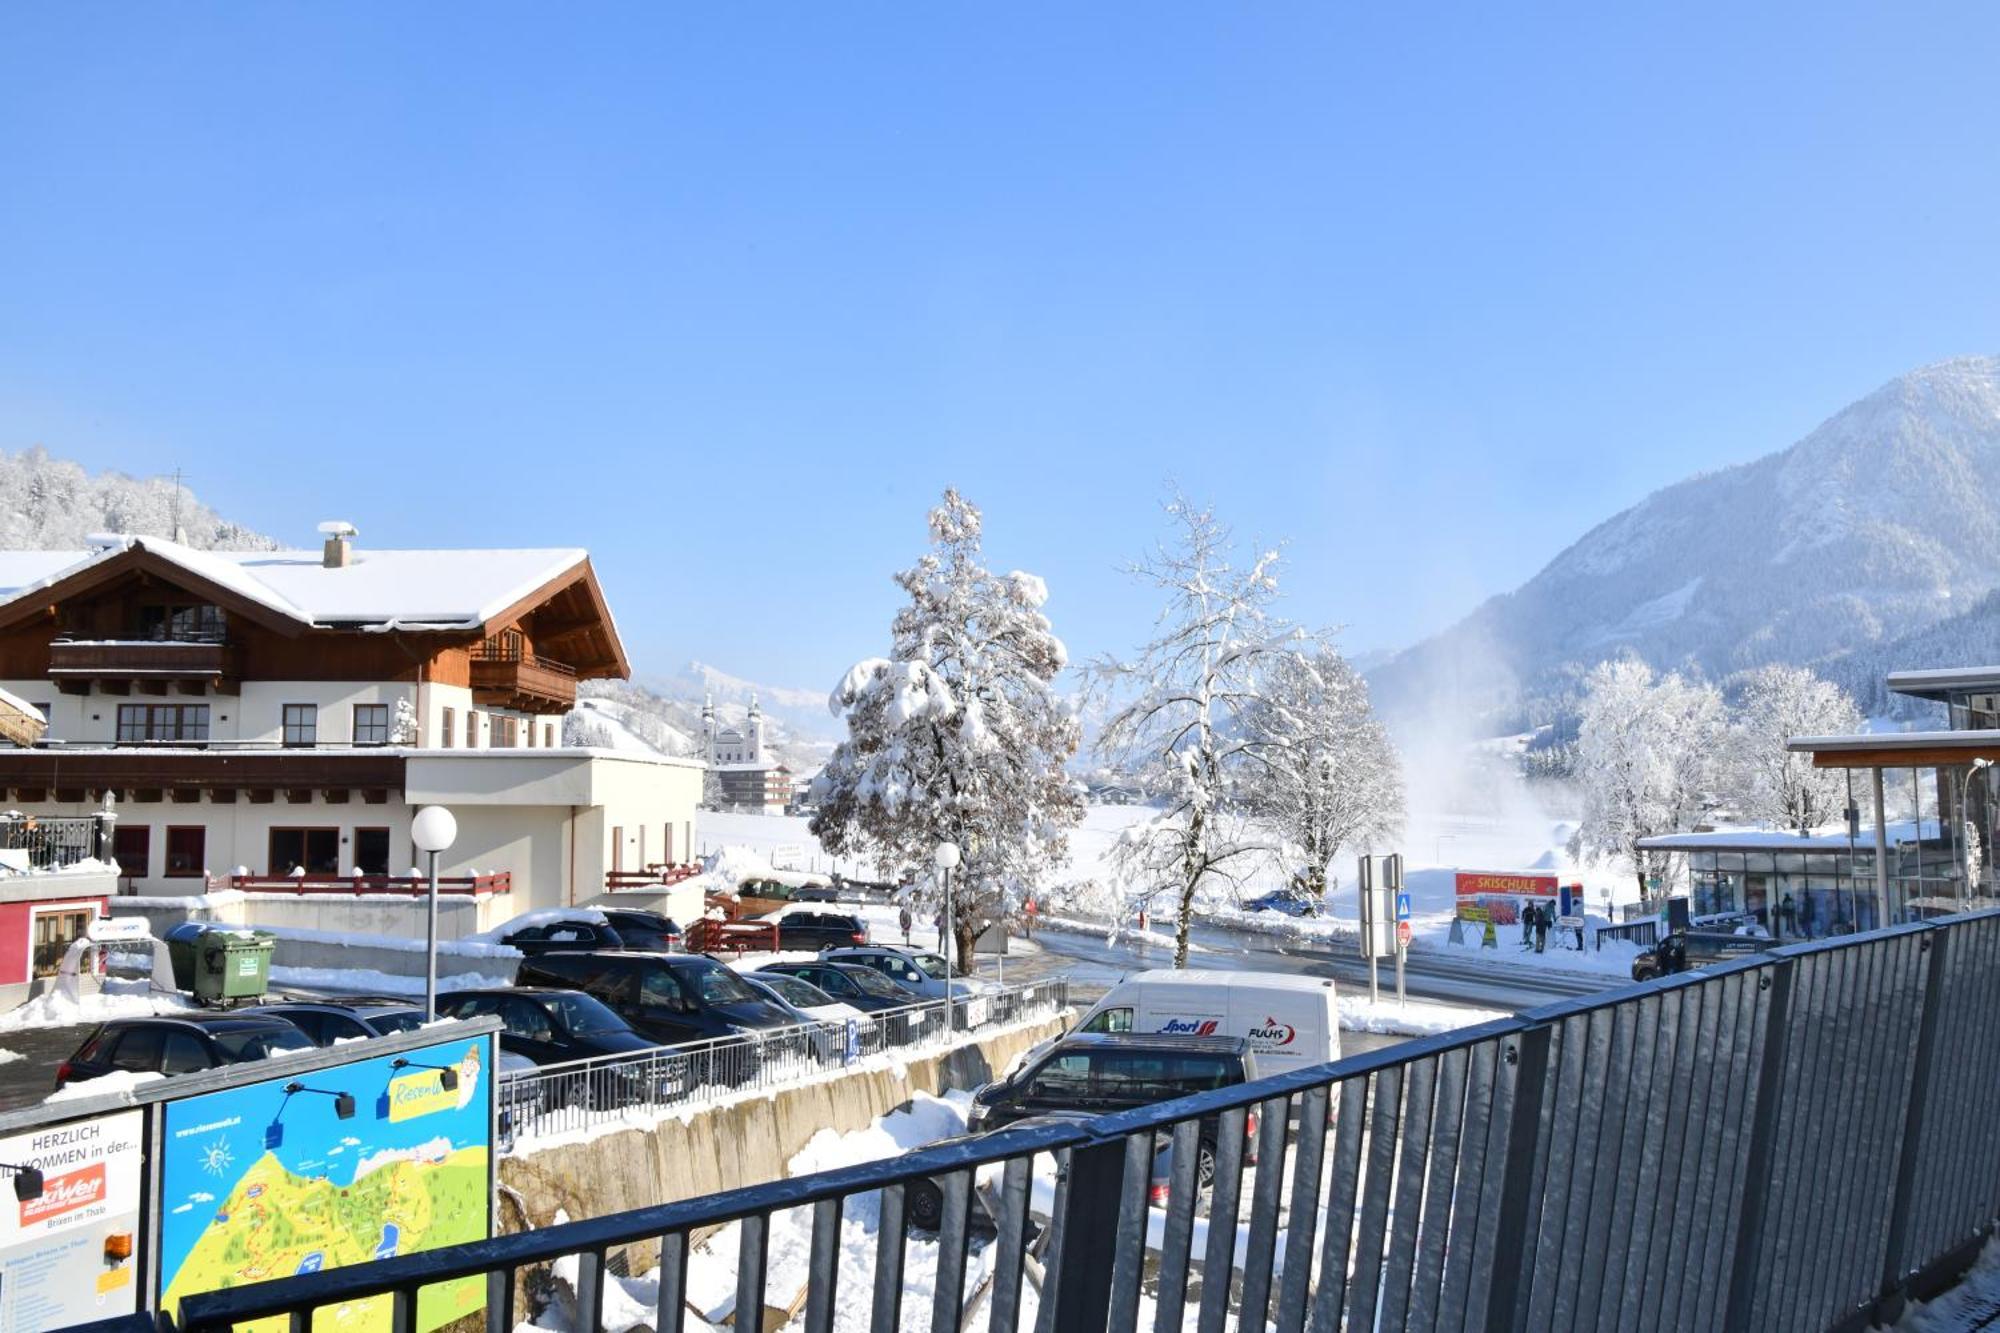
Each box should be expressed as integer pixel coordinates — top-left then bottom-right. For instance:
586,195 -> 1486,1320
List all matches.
1068,970 -> 1341,1077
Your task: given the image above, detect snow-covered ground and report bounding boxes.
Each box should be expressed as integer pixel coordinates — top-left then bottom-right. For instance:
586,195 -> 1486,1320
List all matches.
0,976 -> 194,1032
1882,1236 -> 2000,1331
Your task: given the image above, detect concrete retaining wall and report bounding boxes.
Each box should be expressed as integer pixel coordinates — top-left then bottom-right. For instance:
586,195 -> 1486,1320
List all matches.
498,1014 -> 1067,1239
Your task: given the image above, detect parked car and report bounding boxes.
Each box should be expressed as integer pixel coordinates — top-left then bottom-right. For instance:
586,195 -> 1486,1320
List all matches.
253,997 -> 429,1044
1243,889 -> 1323,918
436,987 -> 688,1107
515,952 -> 799,1046
790,884 -> 842,904
820,945 -> 979,1002
739,973 -> 860,1062
495,909 -> 682,957
1631,929 -> 1782,981
57,1013 -> 316,1088
756,960 -> 923,1014
742,971 -> 862,1023
435,987 -> 666,1064
775,910 -> 870,952
964,1034 -> 1260,1188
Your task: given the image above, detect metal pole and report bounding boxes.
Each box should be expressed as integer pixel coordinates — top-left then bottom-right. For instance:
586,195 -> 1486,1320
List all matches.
942,863 -> 954,1033
1873,767 -> 1890,928
424,848 -> 440,1018
1394,939 -> 1405,1007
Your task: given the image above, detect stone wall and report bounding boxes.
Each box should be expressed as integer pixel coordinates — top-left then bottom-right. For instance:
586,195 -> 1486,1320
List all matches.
498,1014 -> 1066,1239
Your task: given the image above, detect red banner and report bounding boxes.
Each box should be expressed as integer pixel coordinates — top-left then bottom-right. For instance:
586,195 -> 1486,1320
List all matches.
1455,871 -> 1558,899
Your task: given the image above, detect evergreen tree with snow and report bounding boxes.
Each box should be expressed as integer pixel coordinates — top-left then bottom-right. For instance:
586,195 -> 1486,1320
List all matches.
1240,644 -> 1405,900
1719,664 -> 1863,832
1569,658 -> 1725,901
809,489 -> 1081,968
1090,495 -> 1301,967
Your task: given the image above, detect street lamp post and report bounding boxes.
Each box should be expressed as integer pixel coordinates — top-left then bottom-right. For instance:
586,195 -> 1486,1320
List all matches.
411,805 -> 458,1018
935,841 -> 961,1031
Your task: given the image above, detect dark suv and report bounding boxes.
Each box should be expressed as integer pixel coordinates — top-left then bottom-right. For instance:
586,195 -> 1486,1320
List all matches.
516,952 -> 797,1046
499,910 -> 682,956
965,1033 -> 1259,1180
57,1013 -> 315,1088
775,911 -> 870,952
253,997 -> 428,1044
1631,929 -> 1778,981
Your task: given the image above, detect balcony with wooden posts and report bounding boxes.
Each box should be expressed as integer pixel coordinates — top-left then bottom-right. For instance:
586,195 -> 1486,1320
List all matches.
47,637 -> 241,694
470,631 -> 578,714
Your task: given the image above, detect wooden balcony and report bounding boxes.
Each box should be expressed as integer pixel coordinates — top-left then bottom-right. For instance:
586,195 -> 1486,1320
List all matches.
48,639 -> 240,694
470,636 -> 577,714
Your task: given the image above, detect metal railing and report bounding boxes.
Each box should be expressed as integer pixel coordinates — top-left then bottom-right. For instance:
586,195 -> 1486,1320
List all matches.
176,912 -> 2000,1333
1595,918 -> 1660,949
0,812 -> 106,869
498,978 -> 1070,1145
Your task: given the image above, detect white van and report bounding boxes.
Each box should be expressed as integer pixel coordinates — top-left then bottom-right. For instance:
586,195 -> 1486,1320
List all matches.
1070,970 -> 1341,1077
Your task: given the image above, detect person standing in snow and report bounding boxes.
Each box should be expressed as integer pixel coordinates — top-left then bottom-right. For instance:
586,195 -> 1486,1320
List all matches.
899,904 -> 913,945
1520,903 -> 1535,949
1778,893 -> 1797,940
1534,902 -> 1550,953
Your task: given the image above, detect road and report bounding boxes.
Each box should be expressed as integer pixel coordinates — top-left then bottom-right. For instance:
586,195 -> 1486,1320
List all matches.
1029,920 -> 1617,1013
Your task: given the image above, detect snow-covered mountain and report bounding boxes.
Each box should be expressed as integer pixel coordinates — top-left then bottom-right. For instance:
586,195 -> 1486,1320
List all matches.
643,660 -> 842,745
1371,356 -> 2000,725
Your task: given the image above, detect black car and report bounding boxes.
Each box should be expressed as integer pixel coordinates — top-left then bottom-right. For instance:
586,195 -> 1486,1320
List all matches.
756,960 -> 916,1013
57,1013 -> 316,1088
775,911 -> 870,952
253,997 -> 428,1045
434,986 -> 661,1065
515,952 -> 798,1046
498,910 -> 682,957
1631,928 -> 1779,981
965,1033 -> 1260,1183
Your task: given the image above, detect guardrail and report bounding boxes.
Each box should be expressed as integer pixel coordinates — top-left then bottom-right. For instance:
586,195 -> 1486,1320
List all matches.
497,978 -> 1071,1146
177,909 -> 2000,1333
1595,918 -> 1660,949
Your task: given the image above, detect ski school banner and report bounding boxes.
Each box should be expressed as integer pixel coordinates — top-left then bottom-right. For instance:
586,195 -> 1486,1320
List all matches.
1455,871 -> 1558,925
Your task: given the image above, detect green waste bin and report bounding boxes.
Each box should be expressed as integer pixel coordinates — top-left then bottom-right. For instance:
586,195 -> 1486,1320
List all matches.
193,928 -> 276,1006
164,921 -> 207,992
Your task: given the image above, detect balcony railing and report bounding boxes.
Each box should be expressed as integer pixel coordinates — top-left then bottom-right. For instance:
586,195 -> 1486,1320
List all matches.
224,871 -> 512,896
47,638 -> 238,679
470,635 -> 578,713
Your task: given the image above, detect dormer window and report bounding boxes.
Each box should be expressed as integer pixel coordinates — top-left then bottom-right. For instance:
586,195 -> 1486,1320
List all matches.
138,603 -> 226,643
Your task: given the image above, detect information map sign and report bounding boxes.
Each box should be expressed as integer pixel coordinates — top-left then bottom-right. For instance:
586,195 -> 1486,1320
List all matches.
0,1108 -> 144,1332
1454,871 -> 1559,926
156,1032 -> 495,1332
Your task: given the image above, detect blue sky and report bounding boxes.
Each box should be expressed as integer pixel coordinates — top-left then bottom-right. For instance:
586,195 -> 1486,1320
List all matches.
2,5 -> 1996,694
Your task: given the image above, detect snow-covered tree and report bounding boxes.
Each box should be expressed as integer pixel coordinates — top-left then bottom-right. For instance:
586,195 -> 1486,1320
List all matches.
810,489 -> 1082,968
1090,495 -> 1300,967
1719,664 -> 1863,831
1569,658 -> 1725,901
1239,645 -> 1405,898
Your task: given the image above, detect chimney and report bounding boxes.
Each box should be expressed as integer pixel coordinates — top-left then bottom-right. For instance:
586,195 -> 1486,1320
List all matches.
316,520 -> 358,569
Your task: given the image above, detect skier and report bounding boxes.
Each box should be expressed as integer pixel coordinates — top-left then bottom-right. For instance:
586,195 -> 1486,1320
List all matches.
1534,901 -> 1550,953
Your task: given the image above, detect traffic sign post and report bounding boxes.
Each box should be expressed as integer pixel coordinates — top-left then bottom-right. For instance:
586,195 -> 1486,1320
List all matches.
1389,855 -> 1408,1007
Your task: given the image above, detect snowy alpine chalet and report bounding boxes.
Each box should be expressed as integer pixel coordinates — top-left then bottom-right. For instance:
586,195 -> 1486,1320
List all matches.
0,526 -> 699,919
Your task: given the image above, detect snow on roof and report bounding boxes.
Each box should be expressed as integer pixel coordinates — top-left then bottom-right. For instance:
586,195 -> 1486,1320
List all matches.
1636,820 -> 1939,851
0,536 -> 588,631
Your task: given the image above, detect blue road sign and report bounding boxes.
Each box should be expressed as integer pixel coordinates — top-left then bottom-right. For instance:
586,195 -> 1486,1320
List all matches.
1395,891 -> 1412,921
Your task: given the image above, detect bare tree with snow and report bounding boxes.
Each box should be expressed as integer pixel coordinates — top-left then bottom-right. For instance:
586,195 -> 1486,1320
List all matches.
1090,495 -> 1300,967
810,489 -> 1082,968
1239,644 -> 1406,899
1719,663 -> 1863,832
1569,658 -> 1725,902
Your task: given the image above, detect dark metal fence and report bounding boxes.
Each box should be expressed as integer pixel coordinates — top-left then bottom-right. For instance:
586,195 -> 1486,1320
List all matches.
173,910 -> 2000,1333
0,811 -> 106,869
1595,918 -> 1660,949
498,978 -> 1071,1146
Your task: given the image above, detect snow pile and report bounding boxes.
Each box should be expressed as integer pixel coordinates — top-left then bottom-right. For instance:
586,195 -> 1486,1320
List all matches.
1337,995 -> 1506,1036
268,965 -> 513,996
44,1069 -> 164,1102
0,977 -> 193,1032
